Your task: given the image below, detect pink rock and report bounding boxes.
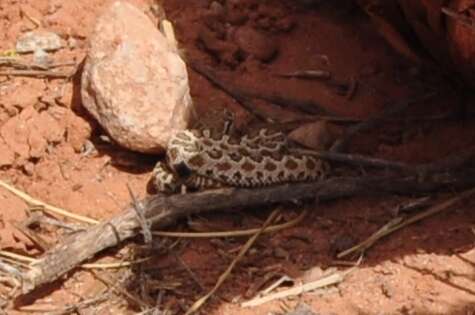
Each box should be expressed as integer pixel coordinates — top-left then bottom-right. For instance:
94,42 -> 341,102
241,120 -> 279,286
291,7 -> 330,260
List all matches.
81,1 -> 193,154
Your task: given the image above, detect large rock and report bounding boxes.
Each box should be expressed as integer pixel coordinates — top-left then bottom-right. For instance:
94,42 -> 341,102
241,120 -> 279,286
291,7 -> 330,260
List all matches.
81,1 -> 193,154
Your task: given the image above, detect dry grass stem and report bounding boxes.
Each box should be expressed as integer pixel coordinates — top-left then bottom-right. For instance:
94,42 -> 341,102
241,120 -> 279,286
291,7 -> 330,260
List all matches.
241,269 -> 350,307
153,209 -> 307,238
184,210 -> 280,315
0,250 -> 149,270
0,70 -> 72,78
337,187 -> 475,258
0,180 -> 98,224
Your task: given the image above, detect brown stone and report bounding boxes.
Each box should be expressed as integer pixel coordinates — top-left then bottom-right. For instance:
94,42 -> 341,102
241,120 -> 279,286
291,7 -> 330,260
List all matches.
234,25 -> 278,62
288,121 -> 340,150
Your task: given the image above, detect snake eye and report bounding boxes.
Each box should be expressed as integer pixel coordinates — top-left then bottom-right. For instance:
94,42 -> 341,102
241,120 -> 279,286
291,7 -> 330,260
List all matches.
173,161 -> 192,178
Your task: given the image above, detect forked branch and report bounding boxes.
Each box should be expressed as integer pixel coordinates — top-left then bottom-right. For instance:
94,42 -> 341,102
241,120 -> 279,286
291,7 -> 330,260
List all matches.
17,168 -> 475,298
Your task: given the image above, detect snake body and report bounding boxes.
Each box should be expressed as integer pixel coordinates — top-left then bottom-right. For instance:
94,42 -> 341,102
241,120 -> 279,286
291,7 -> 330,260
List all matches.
149,128 -> 327,193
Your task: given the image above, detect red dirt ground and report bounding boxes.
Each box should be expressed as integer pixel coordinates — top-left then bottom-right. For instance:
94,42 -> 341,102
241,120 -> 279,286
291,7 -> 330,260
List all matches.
1,0 -> 475,314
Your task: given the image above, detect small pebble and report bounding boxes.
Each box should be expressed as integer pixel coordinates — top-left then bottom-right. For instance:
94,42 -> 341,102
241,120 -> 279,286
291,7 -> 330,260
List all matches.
273,247 -> 289,259
67,37 -> 77,49
209,1 -> 224,16
47,3 -> 62,15
23,162 -> 35,176
16,30 -> 63,53
33,49 -> 52,67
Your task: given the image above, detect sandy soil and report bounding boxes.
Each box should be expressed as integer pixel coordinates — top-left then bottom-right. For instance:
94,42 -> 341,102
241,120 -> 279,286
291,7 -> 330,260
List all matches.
1,0 -> 475,314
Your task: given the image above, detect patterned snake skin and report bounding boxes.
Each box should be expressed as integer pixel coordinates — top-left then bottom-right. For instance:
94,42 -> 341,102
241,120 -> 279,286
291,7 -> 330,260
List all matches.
149,123 -> 328,193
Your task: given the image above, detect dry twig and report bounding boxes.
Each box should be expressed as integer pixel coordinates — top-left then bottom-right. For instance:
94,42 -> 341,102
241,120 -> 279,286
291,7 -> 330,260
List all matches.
241,256 -> 361,307
337,187 -> 475,258
273,70 -> 331,80
0,57 -> 76,71
127,184 -> 152,244
19,7 -> 41,28
292,149 -> 413,172
0,180 -> 98,224
13,168 -> 475,297
189,62 -> 272,122
331,92 -> 437,152
0,69 -> 72,79
174,253 -> 206,292
442,7 -> 475,32
189,62 -> 331,116
153,209 -> 307,238
0,250 -> 150,270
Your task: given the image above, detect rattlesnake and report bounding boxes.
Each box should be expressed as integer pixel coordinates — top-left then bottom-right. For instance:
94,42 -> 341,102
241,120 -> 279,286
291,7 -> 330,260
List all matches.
148,116 -> 328,194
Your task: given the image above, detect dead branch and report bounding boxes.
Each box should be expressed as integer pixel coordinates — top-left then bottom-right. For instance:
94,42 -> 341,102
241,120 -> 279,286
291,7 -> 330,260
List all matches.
189,61 -> 272,122
0,57 -> 76,71
441,7 -> 475,32
273,70 -> 331,80
294,149 -> 413,172
330,92 -> 437,152
0,70 -> 72,79
189,62 -> 331,116
190,63 -> 458,128
337,187 -> 475,258
414,146 -> 475,174
295,146 -> 475,175
16,168 -> 475,298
